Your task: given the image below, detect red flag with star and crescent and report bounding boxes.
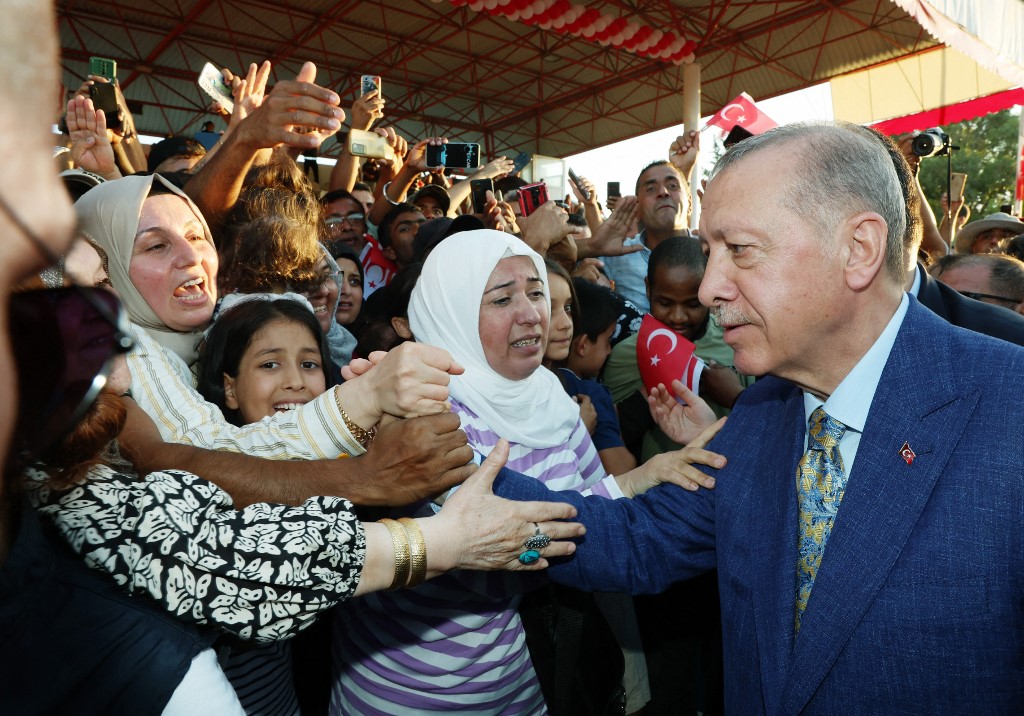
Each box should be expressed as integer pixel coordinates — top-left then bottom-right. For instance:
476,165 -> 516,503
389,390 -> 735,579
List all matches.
359,234 -> 398,298
706,92 -> 778,136
636,314 -> 705,398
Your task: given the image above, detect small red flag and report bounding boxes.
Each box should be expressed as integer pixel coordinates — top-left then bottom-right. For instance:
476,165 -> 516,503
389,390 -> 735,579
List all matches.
360,235 -> 398,298
899,441 -> 916,466
636,314 -> 705,399
706,93 -> 778,136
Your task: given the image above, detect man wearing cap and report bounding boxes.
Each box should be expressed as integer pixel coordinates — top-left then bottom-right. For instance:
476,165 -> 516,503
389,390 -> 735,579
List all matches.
411,184 -> 451,220
953,211 -> 1024,254
146,136 -> 206,175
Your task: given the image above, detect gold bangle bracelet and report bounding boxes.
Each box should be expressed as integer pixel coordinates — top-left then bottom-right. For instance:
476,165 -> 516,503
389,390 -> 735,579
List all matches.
335,390 -> 377,448
379,518 -> 410,590
398,517 -> 427,588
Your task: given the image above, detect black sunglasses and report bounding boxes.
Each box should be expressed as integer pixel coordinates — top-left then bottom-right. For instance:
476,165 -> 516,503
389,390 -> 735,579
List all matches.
0,191 -> 134,466
11,287 -> 134,462
958,290 -> 1022,306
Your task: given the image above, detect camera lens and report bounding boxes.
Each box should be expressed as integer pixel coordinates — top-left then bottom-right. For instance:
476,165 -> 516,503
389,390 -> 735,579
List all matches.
911,128 -> 949,158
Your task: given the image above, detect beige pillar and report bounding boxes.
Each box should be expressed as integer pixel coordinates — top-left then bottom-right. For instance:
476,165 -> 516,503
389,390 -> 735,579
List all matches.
682,62 -> 701,230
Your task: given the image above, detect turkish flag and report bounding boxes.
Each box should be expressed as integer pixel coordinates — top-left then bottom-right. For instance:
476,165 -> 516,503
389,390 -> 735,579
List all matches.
359,235 -> 398,298
705,93 -> 778,136
636,314 -> 705,399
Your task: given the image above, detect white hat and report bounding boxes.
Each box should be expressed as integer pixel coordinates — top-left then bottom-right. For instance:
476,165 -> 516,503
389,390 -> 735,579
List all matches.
954,212 -> 1024,253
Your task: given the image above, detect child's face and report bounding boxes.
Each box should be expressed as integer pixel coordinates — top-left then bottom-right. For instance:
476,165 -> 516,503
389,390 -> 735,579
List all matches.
571,322 -> 615,379
224,318 -> 328,424
545,272 -> 574,362
647,264 -> 708,341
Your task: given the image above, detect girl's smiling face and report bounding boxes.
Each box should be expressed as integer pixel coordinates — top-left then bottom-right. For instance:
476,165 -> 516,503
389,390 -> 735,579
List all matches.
223,317 -> 327,424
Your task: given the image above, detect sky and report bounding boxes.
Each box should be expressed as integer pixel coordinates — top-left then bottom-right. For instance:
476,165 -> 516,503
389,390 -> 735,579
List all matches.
564,82 -> 836,200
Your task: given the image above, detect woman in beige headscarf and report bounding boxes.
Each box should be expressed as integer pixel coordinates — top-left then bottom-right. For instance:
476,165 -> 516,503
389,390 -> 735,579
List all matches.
73,174 -> 462,463
76,173 -> 216,369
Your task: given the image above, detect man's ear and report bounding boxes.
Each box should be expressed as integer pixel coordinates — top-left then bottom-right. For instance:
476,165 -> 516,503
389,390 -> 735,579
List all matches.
844,211 -> 889,291
223,374 -> 238,410
391,316 -> 413,339
383,245 -> 397,262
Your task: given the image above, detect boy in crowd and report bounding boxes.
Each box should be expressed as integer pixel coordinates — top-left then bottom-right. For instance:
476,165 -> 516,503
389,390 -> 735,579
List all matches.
603,236 -> 751,462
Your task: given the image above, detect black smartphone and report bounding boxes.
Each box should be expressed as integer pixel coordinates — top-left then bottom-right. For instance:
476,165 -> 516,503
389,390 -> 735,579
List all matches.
89,83 -> 118,113
568,168 -> 589,200
510,151 -> 531,175
607,181 -> 621,199
89,83 -> 123,131
89,56 -> 117,81
426,142 -> 481,170
471,178 -> 494,214
518,182 -> 548,217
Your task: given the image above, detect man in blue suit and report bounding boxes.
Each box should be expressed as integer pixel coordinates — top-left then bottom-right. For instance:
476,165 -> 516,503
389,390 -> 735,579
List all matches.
496,122 -> 1024,712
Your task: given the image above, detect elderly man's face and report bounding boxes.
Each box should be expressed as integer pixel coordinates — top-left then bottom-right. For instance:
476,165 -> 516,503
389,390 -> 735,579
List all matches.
698,148 -> 848,387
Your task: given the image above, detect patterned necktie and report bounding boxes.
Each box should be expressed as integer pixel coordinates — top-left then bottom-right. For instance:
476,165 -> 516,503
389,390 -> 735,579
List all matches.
794,406 -> 848,634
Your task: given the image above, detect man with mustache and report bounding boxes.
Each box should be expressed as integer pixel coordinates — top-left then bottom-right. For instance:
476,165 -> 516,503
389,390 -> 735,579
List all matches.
495,121 -> 1024,712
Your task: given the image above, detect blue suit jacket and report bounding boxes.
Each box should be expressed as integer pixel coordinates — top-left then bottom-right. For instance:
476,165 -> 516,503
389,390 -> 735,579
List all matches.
494,298 -> 1024,713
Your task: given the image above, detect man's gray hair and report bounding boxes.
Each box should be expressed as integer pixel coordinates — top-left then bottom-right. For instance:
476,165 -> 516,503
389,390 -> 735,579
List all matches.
710,122 -> 908,282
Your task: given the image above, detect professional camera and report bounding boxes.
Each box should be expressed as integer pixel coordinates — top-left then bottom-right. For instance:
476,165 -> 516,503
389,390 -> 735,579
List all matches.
912,128 -> 950,158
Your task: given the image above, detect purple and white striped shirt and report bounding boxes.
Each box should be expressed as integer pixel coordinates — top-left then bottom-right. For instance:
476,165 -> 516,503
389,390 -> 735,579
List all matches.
330,400 -> 622,714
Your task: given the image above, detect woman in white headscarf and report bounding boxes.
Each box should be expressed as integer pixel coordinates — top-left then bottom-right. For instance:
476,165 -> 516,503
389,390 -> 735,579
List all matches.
331,229 -> 723,714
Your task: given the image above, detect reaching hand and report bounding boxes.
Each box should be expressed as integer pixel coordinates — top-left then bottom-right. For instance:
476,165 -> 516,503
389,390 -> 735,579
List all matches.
616,417 -> 727,497
569,173 -> 599,207
66,96 -> 118,179
351,89 -> 385,131
517,200 -> 575,255
585,195 -> 641,257
669,130 -> 700,181
648,380 -> 718,445
235,61 -> 344,151
428,440 -> 584,572
225,61 -> 271,131
358,342 -> 464,418
571,257 -> 605,283
475,156 -> 515,180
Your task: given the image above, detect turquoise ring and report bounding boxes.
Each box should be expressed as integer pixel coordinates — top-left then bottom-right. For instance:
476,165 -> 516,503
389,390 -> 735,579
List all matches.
518,549 -> 541,565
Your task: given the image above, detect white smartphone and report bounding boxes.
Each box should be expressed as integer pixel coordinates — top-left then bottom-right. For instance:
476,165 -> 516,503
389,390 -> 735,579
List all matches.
198,62 -> 234,114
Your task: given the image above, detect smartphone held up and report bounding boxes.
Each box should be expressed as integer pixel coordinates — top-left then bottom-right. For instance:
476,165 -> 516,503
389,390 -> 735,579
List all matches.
425,143 -> 480,171
517,182 -> 548,217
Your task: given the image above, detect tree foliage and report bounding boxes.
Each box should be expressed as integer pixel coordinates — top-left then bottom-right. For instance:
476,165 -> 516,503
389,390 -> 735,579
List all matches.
917,108 -> 1020,219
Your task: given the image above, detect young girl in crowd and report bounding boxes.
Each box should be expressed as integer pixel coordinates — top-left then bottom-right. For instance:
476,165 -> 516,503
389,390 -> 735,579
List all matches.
197,295 -> 333,716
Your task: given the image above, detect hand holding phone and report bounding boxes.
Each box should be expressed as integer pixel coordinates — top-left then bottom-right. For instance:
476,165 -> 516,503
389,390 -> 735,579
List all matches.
426,142 -> 480,171
471,178 -> 494,214
518,182 -> 549,217
568,168 -> 590,201
361,75 -> 382,98
198,62 -> 234,114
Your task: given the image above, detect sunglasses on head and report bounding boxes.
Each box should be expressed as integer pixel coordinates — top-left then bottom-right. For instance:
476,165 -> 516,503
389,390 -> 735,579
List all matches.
0,192 -> 134,467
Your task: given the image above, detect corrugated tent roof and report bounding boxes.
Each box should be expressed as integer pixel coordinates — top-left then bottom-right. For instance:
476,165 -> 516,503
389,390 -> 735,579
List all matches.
58,0 -> 939,158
